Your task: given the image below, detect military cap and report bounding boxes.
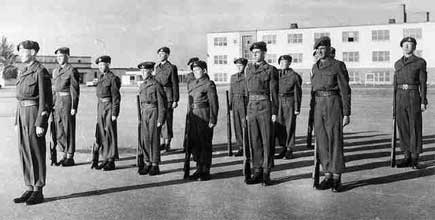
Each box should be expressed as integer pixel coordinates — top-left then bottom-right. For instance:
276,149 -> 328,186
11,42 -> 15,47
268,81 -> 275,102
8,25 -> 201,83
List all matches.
400,37 -> 417,47
233,57 -> 248,66
191,60 -> 207,70
278,55 -> 292,64
157,46 -> 170,54
95,55 -> 111,64
17,40 -> 40,53
249,41 -> 267,52
187,57 -> 199,66
54,47 -> 70,56
313,36 -> 331,49
138,61 -> 155,69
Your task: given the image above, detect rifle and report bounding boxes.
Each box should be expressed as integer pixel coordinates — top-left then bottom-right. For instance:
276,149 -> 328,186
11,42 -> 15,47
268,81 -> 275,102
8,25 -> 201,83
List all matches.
183,112 -> 191,179
391,75 -> 397,167
136,95 -> 143,166
313,140 -> 320,188
242,98 -> 251,181
306,91 -> 315,149
49,112 -> 59,166
226,90 -> 233,156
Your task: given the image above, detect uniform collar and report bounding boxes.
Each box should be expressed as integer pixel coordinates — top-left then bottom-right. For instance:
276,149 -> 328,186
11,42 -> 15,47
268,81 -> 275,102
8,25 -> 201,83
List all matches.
317,57 -> 333,69
401,54 -> 418,65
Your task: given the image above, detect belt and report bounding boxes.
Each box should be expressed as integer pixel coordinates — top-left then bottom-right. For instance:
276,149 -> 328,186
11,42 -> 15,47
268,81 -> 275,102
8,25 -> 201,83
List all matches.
141,102 -> 157,108
232,94 -> 246,97
18,100 -> 38,107
191,102 -> 209,109
279,92 -> 294,97
99,97 -> 111,102
397,84 -> 418,90
56,92 -> 70,96
315,90 -> 339,97
248,94 -> 268,101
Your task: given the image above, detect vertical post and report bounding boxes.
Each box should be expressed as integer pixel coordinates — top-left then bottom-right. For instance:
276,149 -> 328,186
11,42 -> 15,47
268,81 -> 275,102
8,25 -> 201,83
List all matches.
226,90 -> 233,156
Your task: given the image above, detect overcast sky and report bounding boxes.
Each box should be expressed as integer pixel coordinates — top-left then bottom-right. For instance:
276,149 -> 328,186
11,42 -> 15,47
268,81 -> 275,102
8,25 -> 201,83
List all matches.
0,0 -> 434,68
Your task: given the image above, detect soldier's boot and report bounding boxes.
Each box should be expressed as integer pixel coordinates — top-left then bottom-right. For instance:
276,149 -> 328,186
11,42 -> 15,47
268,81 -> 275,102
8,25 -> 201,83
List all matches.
411,155 -> 424,170
160,143 -> 166,151
96,160 -> 108,170
262,171 -> 272,186
274,147 -> 287,159
316,176 -> 333,190
246,168 -> 263,185
234,148 -> 243,157
139,164 -> 151,175
284,148 -> 294,160
90,152 -> 99,169
331,175 -> 343,193
396,152 -> 412,168
103,160 -> 116,171
62,156 -> 75,167
149,164 -> 160,176
13,191 -> 33,203
199,165 -> 211,181
25,191 -> 44,205
189,163 -> 202,180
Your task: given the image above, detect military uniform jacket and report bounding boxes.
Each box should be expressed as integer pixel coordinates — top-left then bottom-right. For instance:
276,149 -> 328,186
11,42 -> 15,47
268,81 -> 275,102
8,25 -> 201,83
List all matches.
52,64 -> 80,110
96,71 -> 121,117
394,55 -> 428,105
311,58 -> 351,116
155,61 -> 179,103
187,75 -> 219,124
139,76 -> 167,124
16,61 -> 53,128
229,72 -> 247,108
245,61 -> 279,115
278,68 -> 302,112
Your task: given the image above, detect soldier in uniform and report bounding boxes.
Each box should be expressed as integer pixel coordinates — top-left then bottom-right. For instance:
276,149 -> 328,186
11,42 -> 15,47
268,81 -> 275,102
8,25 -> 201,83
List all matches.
52,47 -> 80,166
182,57 -> 199,153
274,55 -> 302,160
155,47 -> 179,152
244,41 -> 279,186
14,40 -> 52,205
394,37 -> 428,169
186,60 -> 219,181
311,36 -> 351,192
137,62 -> 166,175
229,58 -> 248,157
91,56 -> 121,171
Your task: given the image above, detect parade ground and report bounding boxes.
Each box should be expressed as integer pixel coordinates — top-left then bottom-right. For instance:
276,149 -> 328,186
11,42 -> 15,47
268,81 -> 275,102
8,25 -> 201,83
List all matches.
0,86 -> 434,220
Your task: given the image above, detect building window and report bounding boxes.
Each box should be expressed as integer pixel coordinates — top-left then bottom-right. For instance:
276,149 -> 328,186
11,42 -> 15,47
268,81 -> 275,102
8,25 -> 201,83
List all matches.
403,28 -> 422,39
214,37 -> 227,46
372,51 -> 390,62
214,73 -> 228,82
314,32 -> 330,41
343,51 -> 359,62
349,72 -> 361,84
78,59 -> 82,63
288,33 -> 303,44
372,30 -> 390,41
214,55 -> 228,64
368,71 -> 392,84
289,53 -> 303,63
342,31 -> 359,42
266,54 -> 277,64
415,50 -> 423,57
262,35 -> 277,44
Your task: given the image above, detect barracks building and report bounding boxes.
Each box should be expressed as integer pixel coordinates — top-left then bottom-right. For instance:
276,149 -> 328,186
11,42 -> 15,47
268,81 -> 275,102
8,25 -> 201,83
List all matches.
206,21 -> 435,85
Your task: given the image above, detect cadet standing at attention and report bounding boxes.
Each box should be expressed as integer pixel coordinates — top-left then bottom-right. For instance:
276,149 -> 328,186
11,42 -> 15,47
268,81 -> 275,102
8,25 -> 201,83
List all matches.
394,37 -> 428,169
91,56 -> 121,171
14,40 -> 52,205
155,47 -> 179,152
311,36 -> 351,192
186,60 -> 219,181
229,58 -> 248,157
274,55 -> 302,160
182,57 -> 199,153
244,41 -> 279,186
137,61 -> 167,176
52,47 -> 80,166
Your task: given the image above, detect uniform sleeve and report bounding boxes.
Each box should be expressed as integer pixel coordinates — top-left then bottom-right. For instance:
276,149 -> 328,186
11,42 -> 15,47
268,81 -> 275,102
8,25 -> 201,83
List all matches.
111,76 -> 121,117
294,73 -> 303,112
337,62 -> 351,116
156,83 -> 167,124
229,76 -> 233,111
419,59 -> 428,105
208,81 -> 219,124
171,65 -> 180,102
270,66 -> 279,115
70,68 -> 80,110
35,68 -> 52,128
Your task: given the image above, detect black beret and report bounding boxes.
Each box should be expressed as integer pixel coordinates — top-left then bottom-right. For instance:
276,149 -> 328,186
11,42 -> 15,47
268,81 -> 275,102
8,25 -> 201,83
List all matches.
157,46 -> 170,54
138,61 -> 155,69
17,40 -> 40,53
191,60 -> 207,71
313,36 -> 331,49
400,37 -> 417,47
233,57 -> 248,66
278,55 -> 292,64
54,47 -> 70,55
95,55 -> 111,64
249,41 -> 267,52
187,57 -> 199,66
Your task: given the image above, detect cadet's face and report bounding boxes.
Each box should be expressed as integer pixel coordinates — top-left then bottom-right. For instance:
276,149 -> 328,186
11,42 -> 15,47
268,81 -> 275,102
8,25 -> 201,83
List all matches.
317,46 -> 329,59
279,60 -> 291,69
19,48 -> 34,63
193,67 -> 205,79
235,64 -> 245,73
402,42 -> 416,55
158,52 -> 168,62
252,49 -> 265,62
56,53 -> 68,65
141,69 -> 152,77
98,62 -> 109,72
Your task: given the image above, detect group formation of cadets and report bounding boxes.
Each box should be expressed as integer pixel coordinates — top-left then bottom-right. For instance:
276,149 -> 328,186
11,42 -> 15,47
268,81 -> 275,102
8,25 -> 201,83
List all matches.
12,34 -> 428,204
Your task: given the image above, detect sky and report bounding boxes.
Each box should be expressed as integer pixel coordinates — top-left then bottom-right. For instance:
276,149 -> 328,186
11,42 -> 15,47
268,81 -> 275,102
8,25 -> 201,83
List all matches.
0,0 -> 434,68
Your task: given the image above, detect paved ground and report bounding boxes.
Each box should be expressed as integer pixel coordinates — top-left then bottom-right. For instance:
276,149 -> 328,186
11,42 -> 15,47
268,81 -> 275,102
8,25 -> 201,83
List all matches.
0,86 -> 434,220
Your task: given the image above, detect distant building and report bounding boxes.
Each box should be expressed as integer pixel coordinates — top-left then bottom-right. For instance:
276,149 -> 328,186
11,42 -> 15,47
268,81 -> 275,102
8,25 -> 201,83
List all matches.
207,21 -> 435,85
121,69 -> 192,86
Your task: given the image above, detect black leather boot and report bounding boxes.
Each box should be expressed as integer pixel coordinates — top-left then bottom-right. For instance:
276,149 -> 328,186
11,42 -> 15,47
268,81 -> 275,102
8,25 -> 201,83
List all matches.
315,177 -> 333,190
25,191 -> 44,205
234,149 -> 243,157
62,158 -> 75,167
262,172 -> 272,186
13,191 -> 33,203
102,160 -> 115,171
246,169 -> 263,185
396,156 -> 412,168
274,147 -> 286,159
149,165 -> 160,176
284,149 -> 294,159
331,178 -> 343,192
